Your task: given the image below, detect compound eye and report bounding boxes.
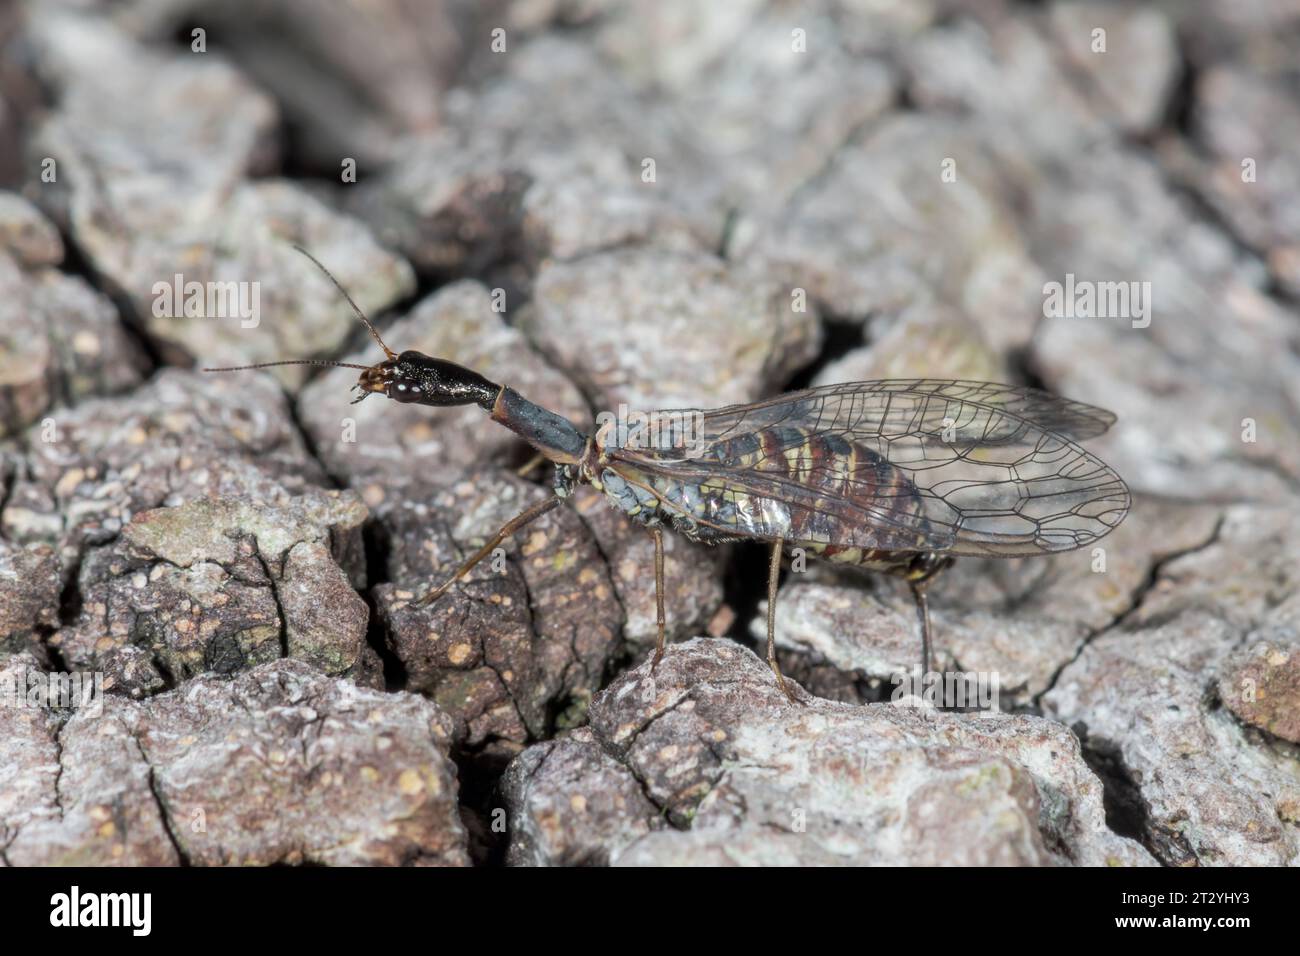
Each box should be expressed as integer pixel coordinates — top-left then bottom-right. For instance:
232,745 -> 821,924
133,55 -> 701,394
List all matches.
387,379 -> 426,404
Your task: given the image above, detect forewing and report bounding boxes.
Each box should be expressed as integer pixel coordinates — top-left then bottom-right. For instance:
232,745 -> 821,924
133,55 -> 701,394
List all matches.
868,380 -> 1117,441
606,381 -> 1130,557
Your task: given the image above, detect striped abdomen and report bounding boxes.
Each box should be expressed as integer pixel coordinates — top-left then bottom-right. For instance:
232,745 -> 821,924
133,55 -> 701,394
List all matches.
710,426 -> 929,566
597,425 -> 935,566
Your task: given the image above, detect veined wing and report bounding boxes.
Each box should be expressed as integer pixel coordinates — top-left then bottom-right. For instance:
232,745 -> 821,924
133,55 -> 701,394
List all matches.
716,380 -> 1119,442
604,381 -> 1130,557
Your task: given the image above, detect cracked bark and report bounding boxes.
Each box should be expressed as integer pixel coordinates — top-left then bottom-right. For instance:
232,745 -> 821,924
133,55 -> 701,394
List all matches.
1035,513 -> 1228,707
4,1 -> 1297,869
131,732 -> 189,866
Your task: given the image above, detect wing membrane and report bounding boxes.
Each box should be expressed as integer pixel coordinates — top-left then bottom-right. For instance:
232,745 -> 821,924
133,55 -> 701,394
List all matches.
711,380 -> 1118,442
606,381 -> 1130,557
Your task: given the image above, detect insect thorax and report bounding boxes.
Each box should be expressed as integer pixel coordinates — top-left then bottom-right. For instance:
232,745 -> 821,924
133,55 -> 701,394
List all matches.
571,458 -> 734,543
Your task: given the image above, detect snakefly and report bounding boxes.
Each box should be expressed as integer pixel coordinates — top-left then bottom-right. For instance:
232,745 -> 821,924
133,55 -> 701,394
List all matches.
207,248 -> 1131,703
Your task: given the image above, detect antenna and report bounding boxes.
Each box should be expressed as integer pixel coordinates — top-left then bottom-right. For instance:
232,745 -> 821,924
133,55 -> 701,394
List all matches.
203,359 -> 373,372
291,245 -> 397,361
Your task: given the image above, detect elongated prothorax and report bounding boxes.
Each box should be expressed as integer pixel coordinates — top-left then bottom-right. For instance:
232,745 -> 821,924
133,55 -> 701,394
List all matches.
491,386 -> 587,464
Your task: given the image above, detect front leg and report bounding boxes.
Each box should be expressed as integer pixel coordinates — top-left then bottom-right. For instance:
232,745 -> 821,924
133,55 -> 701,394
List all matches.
413,495 -> 563,607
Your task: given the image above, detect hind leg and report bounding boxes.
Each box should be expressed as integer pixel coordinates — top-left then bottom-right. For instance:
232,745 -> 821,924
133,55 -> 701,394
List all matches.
909,579 -> 935,678
905,553 -> 953,676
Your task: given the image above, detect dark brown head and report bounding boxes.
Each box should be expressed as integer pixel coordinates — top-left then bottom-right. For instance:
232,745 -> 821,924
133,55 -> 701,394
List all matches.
200,246 -> 599,463
204,246 -> 499,411
353,350 -> 499,409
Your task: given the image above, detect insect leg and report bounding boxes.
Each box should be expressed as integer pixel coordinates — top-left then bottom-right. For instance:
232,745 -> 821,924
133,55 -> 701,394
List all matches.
650,527 -> 667,669
515,453 -> 546,478
766,539 -> 801,705
909,580 -> 934,678
413,495 -> 563,607
905,554 -> 952,677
